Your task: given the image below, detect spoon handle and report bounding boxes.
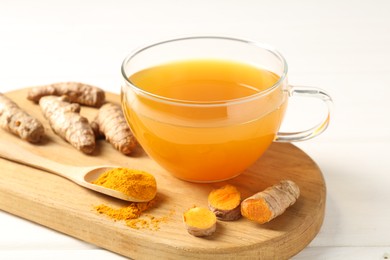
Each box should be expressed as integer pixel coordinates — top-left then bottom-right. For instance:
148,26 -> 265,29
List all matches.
0,139 -> 79,180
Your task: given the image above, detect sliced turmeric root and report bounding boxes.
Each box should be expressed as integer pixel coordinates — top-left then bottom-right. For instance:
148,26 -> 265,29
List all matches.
208,184 -> 241,221
183,206 -> 216,237
241,180 -> 300,224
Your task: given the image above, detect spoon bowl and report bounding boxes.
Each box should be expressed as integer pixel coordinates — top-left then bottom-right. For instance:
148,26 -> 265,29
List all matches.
0,139 -> 150,202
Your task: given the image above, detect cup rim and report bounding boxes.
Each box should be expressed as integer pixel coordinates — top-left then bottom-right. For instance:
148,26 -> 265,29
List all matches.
121,36 -> 288,107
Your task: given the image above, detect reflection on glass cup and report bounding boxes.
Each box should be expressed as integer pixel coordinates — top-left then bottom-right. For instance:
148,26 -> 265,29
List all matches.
121,36 -> 332,182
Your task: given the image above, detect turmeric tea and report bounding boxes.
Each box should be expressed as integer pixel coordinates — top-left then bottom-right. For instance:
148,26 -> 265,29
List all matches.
92,168 -> 157,202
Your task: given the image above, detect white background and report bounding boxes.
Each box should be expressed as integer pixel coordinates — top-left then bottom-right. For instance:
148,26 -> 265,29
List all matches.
1,0 -> 390,259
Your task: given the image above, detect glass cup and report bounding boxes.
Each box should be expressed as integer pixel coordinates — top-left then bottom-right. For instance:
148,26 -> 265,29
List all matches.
121,36 -> 332,182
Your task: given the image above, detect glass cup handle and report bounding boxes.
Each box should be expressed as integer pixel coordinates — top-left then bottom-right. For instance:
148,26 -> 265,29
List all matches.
275,85 -> 333,142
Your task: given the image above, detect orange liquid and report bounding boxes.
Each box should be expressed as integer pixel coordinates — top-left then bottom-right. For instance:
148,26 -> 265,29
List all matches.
123,59 -> 287,182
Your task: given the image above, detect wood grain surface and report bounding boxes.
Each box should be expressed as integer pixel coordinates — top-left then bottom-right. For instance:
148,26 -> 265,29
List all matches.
0,88 -> 326,259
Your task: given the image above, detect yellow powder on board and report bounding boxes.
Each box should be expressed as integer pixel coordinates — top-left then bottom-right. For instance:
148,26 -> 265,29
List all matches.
92,167 -> 174,230
94,199 -> 175,231
94,200 -> 154,221
127,210 -> 175,231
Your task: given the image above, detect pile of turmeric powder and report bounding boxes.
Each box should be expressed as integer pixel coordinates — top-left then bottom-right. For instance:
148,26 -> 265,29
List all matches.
95,200 -> 154,221
92,167 -> 173,230
94,199 -> 174,231
92,167 -> 157,202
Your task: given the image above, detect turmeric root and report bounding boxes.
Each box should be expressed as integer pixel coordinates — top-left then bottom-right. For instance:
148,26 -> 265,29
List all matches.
208,185 -> 241,221
241,180 -> 300,224
39,95 -> 95,154
0,93 -> 44,143
183,206 -> 217,237
90,120 -> 101,138
27,82 -> 105,107
94,103 -> 137,155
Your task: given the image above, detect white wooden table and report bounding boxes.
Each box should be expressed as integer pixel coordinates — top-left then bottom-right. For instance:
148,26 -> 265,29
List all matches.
1,0 -> 389,259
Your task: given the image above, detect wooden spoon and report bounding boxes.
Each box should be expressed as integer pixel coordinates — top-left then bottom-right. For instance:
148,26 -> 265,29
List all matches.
0,139 -> 147,202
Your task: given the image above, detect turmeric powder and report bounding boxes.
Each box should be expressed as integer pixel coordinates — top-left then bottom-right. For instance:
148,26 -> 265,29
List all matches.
94,198 -> 174,231
92,168 -> 157,202
127,210 -> 175,231
241,180 -> 300,224
208,184 -> 241,221
0,93 -> 45,143
94,200 -> 154,221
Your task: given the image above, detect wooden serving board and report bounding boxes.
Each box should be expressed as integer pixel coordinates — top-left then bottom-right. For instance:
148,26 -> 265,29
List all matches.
0,88 -> 326,259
